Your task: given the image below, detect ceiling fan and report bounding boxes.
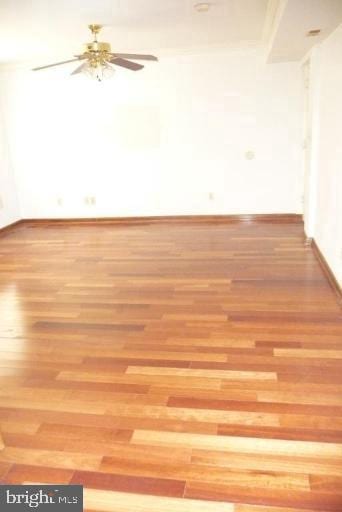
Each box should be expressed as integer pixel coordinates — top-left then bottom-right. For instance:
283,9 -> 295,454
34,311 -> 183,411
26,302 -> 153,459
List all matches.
32,24 -> 158,81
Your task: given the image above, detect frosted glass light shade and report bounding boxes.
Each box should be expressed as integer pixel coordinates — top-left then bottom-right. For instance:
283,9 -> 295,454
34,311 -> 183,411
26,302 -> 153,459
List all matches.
83,62 -> 115,81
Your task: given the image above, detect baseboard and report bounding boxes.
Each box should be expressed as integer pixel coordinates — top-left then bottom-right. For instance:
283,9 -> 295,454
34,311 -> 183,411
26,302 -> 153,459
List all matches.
308,238 -> 342,306
21,214 -> 303,225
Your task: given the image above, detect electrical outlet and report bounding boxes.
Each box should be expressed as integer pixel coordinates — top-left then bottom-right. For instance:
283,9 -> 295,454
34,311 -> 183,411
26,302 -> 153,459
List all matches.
209,192 -> 214,201
57,197 -> 63,206
0,196 -> 3,210
85,196 -> 96,206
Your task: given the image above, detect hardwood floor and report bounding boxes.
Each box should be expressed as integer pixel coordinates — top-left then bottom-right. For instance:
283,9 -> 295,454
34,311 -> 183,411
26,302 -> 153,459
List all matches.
0,218 -> 341,511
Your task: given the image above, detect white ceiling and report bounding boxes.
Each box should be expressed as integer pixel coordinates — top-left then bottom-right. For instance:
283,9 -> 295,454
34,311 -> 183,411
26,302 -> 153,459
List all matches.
0,0 -> 268,64
268,0 -> 342,62
1,0 -> 341,66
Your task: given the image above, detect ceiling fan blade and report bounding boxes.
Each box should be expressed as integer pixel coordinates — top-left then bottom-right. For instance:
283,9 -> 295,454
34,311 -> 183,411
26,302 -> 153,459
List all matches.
71,62 -> 88,75
112,53 -> 158,61
32,58 -> 84,71
109,57 -> 144,71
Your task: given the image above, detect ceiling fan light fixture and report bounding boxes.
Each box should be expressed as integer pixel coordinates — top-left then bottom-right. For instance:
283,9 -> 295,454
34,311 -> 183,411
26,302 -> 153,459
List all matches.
83,61 -> 115,82
32,25 -> 158,77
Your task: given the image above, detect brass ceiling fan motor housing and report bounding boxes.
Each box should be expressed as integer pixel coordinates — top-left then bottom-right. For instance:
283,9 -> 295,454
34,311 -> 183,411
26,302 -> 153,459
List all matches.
85,24 -> 111,56
85,41 -> 111,53
84,41 -> 112,53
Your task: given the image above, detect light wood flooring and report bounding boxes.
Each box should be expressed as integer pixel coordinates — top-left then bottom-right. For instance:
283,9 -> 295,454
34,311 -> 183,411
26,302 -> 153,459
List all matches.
0,218 -> 341,511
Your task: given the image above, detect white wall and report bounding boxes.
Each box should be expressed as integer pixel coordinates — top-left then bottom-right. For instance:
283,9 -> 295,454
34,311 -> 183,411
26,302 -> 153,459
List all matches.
304,25 -> 342,285
0,93 -> 20,229
1,49 -> 303,219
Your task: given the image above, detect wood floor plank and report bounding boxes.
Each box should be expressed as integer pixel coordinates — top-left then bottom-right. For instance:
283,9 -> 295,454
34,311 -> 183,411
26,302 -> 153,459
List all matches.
0,446 -> 102,471
4,464 -> 74,484
191,449 -> 342,476
132,429 -> 342,457
235,506 -> 333,512
83,488 -> 235,512
71,470 -> 186,498
185,481 -> 342,511
105,404 -> 279,426
100,455 -> 310,490
0,460 -> 11,479
126,366 -> 277,381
